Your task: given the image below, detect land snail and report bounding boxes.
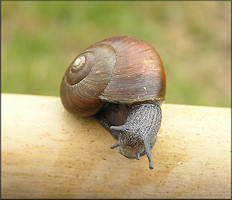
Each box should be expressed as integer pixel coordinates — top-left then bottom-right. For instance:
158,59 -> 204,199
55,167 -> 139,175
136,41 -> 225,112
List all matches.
60,36 -> 166,169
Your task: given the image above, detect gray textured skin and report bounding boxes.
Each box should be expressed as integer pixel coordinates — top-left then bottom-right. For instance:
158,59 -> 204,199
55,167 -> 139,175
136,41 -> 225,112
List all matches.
95,102 -> 162,169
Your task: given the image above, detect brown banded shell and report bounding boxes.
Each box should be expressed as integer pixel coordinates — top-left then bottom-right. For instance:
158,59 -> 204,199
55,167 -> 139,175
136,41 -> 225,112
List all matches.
60,36 -> 166,117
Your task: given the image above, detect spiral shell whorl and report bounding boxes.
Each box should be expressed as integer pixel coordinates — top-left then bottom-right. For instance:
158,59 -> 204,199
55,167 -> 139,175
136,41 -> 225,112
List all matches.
60,44 -> 116,116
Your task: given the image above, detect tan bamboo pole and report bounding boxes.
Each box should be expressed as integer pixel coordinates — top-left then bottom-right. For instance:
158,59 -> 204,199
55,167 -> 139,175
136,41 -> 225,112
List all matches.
1,93 -> 231,199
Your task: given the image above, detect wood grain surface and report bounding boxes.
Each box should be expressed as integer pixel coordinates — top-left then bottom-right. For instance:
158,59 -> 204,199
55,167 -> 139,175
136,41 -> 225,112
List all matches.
1,93 -> 231,199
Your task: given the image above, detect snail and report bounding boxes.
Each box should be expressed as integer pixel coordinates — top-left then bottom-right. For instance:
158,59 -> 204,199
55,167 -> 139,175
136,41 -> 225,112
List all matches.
60,36 -> 166,169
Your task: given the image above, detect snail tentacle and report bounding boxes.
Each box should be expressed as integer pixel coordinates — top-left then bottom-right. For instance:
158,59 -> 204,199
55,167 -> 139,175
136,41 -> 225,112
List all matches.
110,141 -> 120,149
143,136 -> 154,169
136,152 -> 140,160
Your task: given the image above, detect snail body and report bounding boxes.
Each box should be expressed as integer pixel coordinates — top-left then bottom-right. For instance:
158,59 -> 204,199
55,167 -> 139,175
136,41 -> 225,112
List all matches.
60,36 -> 166,169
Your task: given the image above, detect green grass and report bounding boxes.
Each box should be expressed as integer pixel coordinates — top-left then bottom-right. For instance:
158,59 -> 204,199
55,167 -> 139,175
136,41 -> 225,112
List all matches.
2,1 -> 231,107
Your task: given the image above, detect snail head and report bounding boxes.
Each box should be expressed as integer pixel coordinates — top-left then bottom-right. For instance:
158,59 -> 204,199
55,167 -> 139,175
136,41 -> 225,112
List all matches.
110,124 -> 154,170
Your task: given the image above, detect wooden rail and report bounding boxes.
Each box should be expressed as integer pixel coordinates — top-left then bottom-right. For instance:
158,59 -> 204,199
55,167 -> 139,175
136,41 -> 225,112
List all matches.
1,93 -> 231,199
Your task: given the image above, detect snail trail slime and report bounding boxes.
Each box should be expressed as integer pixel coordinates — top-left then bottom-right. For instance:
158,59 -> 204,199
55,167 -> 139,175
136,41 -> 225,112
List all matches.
60,36 -> 166,169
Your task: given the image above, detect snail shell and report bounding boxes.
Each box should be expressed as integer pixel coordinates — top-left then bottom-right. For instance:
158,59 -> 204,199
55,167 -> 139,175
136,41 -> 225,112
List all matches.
60,36 -> 166,169
60,36 -> 166,117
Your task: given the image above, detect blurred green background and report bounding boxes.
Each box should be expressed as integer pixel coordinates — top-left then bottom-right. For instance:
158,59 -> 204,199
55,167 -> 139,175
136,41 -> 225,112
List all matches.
2,1 -> 231,107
